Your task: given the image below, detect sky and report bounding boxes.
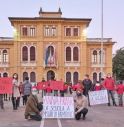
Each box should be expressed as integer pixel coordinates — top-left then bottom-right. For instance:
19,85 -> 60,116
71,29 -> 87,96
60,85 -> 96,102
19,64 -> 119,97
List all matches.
0,0 -> 124,53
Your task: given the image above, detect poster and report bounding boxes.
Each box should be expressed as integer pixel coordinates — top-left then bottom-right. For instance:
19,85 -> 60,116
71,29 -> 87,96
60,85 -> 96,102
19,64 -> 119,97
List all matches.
37,81 -> 48,90
43,96 -> 74,118
0,78 -> 13,94
37,81 -> 64,90
50,81 -> 64,90
89,90 -> 108,105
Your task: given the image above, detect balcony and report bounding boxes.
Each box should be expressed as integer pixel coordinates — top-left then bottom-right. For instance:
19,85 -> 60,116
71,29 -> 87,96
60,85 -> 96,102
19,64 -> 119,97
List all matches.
91,62 -> 105,67
0,62 -> 9,67
21,61 -> 36,66
65,61 -> 80,67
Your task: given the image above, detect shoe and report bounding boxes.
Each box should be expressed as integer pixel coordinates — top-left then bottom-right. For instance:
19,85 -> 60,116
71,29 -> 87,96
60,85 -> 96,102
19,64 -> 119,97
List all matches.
113,103 -> 117,106
108,103 -> 111,106
83,116 -> 86,120
25,115 -> 29,119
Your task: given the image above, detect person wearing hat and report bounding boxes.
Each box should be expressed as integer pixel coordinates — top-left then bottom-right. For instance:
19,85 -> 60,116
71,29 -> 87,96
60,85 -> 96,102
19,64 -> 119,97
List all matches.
74,89 -> 88,120
24,88 -> 42,121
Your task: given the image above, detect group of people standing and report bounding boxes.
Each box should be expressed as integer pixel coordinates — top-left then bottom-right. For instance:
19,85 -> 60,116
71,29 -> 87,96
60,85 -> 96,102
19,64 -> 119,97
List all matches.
0,73 -> 32,110
0,72 -> 124,121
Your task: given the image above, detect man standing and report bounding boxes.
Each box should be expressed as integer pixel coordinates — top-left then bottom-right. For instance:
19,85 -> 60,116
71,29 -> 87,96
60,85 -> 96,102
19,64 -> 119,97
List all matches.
82,74 -> 92,96
103,73 -> 117,106
82,74 -> 92,105
23,77 -> 32,105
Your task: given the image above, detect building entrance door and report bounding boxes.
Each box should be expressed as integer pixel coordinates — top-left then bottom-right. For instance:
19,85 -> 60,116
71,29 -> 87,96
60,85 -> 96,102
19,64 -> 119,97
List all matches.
47,70 -> 55,81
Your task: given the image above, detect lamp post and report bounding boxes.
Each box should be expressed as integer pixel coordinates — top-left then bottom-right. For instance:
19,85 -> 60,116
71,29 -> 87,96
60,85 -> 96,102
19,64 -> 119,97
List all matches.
13,27 -> 20,79
100,0 -> 104,78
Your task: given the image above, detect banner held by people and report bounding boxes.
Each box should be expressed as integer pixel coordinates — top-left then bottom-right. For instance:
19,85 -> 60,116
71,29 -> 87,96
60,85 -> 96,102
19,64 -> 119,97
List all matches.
0,77 -> 13,94
89,90 -> 108,105
43,96 -> 74,118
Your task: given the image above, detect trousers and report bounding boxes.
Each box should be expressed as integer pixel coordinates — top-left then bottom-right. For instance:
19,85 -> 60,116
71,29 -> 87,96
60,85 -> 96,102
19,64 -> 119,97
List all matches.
75,108 -> 88,120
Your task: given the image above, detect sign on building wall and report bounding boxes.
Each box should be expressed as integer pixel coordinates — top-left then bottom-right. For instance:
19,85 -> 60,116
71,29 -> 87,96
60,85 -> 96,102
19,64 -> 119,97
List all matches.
43,96 -> 74,118
89,90 -> 108,105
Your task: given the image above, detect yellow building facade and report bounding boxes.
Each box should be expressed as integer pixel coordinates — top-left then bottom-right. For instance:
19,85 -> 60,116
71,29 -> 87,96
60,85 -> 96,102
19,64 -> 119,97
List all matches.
0,8 -> 115,84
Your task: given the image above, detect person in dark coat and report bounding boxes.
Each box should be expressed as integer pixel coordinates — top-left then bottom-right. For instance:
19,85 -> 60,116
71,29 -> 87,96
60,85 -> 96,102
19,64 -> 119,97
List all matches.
82,74 -> 92,96
82,74 -> 92,106
23,77 -> 32,105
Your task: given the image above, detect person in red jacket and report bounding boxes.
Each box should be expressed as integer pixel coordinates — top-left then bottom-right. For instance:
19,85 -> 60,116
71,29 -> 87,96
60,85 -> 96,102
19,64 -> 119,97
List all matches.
116,81 -> 124,106
94,81 -> 101,91
103,73 -> 117,106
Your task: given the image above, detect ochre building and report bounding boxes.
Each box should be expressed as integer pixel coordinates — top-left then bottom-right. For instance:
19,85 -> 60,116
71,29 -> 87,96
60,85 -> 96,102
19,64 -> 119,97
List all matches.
0,8 -> 115,84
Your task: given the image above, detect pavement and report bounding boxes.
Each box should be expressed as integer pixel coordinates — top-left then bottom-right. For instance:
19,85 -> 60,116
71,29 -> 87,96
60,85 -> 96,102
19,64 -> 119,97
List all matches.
0,94 -> 124,127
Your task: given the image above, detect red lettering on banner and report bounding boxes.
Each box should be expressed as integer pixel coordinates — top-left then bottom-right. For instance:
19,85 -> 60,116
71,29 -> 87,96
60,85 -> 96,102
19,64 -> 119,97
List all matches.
0,78 -> 13,94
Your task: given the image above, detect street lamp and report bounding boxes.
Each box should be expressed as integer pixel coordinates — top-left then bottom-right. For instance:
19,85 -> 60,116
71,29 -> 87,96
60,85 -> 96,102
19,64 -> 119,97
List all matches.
13,27 -> 20,79
100,0 -> 104,78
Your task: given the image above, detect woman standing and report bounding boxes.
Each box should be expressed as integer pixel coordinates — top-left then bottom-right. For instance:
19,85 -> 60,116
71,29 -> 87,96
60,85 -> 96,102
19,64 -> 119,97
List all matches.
12,73 -> 20,110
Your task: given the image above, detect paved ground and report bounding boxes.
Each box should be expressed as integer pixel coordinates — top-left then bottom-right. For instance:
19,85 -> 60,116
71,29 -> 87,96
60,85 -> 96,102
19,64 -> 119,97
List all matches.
0,99 -> 124,127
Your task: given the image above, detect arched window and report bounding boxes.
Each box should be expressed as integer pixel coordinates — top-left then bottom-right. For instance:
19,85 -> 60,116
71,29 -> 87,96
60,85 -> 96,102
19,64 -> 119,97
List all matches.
66,72 -> 71,83
30,72 -> 36,82
73,47 -> 79,61
47,46 -> 54,56
23,72 -> 28,81
93,50 -> 97,63
3,72 -> 8,77
47,70 -> 55,80
30,46 -> 35,61
3,50 -> 8,63
66,47 -> 71,61
73,72 -> 79,84
45,46 -> 55,65
93,72 -> 97,83
22,46 -> 28,61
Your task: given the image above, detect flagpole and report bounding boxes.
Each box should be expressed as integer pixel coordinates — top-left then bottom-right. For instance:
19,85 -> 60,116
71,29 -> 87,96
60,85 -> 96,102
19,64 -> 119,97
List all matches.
100,0 -> 104,78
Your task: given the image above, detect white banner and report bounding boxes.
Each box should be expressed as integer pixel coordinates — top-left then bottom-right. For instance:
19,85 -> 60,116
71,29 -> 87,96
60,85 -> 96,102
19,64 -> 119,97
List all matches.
43,96 -> 74,118
89,90 -> 108,105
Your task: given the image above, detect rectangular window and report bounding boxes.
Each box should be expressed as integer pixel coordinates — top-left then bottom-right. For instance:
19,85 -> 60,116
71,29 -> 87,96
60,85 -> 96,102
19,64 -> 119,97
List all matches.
22,27 -> 28,36
3,54 -> 8,63
65,28 -> 71,36
73,28 -> 79,36
30,27 -> 35,37
44,25 -> 57,37
51,27 -> 56,36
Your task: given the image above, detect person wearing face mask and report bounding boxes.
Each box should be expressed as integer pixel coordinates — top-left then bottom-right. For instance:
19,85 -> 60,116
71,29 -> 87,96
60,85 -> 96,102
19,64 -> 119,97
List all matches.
103,73 -> 117,106
24,88 -> 42,121
74,89 -> 88,120
12,73 -> 20,110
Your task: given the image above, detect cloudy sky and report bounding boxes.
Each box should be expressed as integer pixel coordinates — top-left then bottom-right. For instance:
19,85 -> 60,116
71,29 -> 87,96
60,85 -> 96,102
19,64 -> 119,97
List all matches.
0,0 -> 124,53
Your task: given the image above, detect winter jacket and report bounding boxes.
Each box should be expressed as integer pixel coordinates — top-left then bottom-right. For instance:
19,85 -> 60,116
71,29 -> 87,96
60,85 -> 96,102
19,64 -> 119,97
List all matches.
12,79 -> 20,98
23,80 -> 32,95
103,77 -> 115,90
82,79 -> 92,95
116,84 -> 124,94
25,94 -> 39,116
